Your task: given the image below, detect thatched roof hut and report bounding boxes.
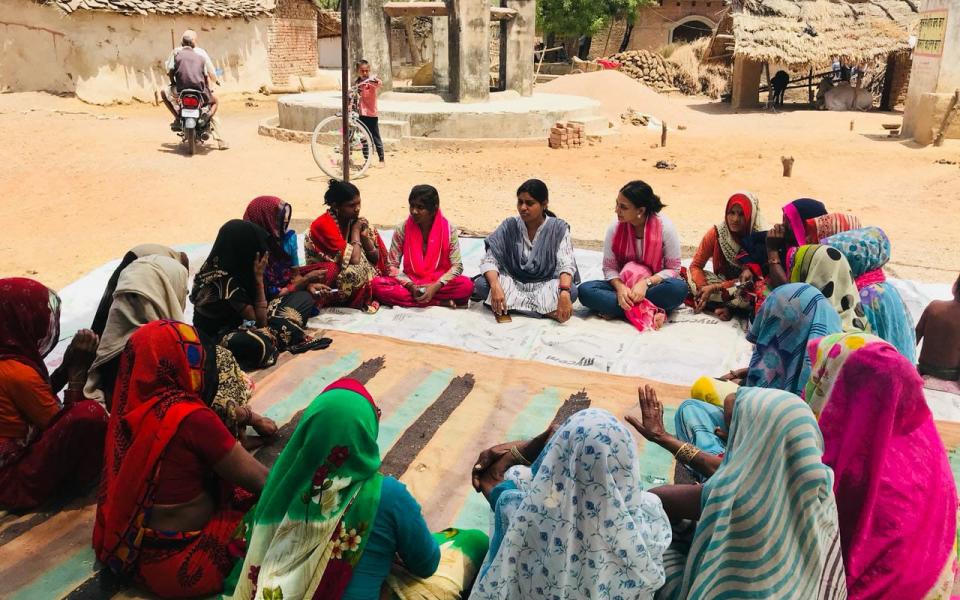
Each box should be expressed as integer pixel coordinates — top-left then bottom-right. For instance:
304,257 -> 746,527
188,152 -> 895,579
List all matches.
703,0 -> 917,66
702,0 -> 918,108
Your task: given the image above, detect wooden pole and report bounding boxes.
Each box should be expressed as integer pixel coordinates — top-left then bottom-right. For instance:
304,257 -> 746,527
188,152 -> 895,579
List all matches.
807,66 -> 813,105
661,122 -> 667,147
781,155 -> 794,177
340,0 -> 351,181
934,90 -> 960,147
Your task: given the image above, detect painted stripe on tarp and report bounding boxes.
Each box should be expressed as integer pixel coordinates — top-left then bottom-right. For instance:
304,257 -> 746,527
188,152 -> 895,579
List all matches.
636,405 -> 678,487
262,351 -> 362,425
381,374 -> 476,478
378,369 -> 456,453
12,548 -> 98,600
453,387 -> 563,530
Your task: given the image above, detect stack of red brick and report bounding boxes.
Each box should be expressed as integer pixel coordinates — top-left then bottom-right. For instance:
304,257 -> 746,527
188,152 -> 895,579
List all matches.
548,122 -> 585,149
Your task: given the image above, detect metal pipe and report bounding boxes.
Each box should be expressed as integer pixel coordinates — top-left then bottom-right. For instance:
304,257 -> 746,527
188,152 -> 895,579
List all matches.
340,0 -> 350,181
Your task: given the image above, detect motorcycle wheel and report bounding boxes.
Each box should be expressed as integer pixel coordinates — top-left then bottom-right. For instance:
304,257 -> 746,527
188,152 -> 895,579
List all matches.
185,128 -> 196,156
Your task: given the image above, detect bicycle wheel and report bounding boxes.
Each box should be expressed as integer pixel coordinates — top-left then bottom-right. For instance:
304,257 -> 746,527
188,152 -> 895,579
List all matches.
311,116 -> 375,179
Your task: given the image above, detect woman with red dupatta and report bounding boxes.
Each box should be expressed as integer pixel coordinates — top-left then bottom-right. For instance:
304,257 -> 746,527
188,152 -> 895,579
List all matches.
578,181 -> 688,328
372,184 -> 473,308
93,320 -> 267,598
0,277 -> 108,510
304,180 -> 388,313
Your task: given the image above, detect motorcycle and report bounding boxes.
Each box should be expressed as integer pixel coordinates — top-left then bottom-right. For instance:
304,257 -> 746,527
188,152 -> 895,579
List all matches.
175,89 -> 211,155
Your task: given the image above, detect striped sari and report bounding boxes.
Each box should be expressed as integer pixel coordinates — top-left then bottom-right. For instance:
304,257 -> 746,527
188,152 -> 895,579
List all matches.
658,387 -> 848,600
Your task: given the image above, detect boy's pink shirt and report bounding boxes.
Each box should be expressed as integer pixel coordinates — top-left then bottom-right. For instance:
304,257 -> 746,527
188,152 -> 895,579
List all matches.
357,78 -> 381,117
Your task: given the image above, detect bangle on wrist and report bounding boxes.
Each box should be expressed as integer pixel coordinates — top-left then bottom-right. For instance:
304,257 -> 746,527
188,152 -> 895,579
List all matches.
509,445 -> 532,466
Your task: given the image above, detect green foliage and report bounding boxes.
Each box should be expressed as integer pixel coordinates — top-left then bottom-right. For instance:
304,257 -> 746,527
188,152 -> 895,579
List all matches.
537,0 -> 647,36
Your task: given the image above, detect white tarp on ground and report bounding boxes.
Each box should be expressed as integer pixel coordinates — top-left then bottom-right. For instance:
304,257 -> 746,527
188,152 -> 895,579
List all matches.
49,234 -> 960,421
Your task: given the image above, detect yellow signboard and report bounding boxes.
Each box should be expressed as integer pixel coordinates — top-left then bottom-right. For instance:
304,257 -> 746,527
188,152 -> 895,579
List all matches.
916,10 -> 949,57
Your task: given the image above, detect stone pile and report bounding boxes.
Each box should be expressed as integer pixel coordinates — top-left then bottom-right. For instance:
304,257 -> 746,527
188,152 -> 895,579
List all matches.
604,50 -> 674,90
548,122 -> 584,149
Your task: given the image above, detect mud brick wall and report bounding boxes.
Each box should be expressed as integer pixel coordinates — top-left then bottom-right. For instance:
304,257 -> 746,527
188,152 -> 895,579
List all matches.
269,0 -> 318,84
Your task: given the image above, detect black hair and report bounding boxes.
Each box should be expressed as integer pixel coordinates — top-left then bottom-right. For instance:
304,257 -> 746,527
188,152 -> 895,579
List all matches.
619,180 -> 665,214
408,184 -> 440,212
356,59 -> 370,68
324,179 -> 360,208
517,179 -> 557,218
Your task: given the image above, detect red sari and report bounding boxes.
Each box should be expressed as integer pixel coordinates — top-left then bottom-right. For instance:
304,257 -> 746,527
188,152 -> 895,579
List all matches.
305,211 -> 388,310
93,320 -> 250,598
0,277 -> 107,510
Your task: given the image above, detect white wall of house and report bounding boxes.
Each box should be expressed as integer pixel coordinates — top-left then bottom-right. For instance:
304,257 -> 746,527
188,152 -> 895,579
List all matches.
318,36 -> 342,68
0,0 -> 272,104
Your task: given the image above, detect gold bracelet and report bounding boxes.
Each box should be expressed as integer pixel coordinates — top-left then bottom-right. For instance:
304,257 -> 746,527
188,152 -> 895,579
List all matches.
674,442 -> 701,465
509,445 -> 532,466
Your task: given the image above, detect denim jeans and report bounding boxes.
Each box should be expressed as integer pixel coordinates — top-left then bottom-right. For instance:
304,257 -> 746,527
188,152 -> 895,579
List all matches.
577,277 -> 688,319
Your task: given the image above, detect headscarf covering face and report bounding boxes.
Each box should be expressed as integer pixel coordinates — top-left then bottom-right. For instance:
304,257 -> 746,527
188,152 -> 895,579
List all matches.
804,213 -> 862,244
789,244 -> 869,332
804,333 -> 957,599
0,277 -> 61,380
472,408 -> 672,600
666,387 -> 847,600
191,220 -> 270,304
746,283 -> 843,396
223,378 -> 383,600
243,197 -> 296,293
91,244 -> 184,337
782,198 -> 828,248
821,228 -> 916,361
84,255 -> 189,403
93,320 -> 209,574
716,191 -> 765,265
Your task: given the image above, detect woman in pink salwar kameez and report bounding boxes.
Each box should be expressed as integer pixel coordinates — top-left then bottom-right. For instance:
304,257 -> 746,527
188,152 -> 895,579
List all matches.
372,185 -> 473,308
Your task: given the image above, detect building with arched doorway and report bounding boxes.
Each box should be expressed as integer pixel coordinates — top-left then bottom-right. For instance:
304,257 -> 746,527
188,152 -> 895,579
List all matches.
587,0 -> 724,58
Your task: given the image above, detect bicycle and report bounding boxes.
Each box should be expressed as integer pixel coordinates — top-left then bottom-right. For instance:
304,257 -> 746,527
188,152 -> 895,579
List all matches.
311,84 -> 375,179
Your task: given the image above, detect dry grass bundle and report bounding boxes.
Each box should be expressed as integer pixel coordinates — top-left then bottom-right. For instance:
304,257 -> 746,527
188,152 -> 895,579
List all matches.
658,38 -> 730,99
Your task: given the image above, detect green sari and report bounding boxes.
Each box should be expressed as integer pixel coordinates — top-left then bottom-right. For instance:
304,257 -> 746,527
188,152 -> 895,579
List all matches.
223,379 -> 384,599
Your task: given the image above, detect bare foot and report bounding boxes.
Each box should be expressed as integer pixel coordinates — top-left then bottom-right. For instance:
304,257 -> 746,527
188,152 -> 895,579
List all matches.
249,412 -> 278,438
713,307 -> 732,321
653,311 -> 667,330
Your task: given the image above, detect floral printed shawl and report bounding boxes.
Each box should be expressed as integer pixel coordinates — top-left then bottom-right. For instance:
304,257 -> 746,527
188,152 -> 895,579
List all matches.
472,408 -> 672,600
223,378 -> 383,600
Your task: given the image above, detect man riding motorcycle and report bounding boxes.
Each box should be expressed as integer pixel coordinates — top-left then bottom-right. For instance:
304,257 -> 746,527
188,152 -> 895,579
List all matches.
161,30 -> 229,150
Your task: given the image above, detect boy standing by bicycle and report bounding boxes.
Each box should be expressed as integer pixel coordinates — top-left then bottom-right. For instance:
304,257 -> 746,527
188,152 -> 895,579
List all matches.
356,59 -> 385,167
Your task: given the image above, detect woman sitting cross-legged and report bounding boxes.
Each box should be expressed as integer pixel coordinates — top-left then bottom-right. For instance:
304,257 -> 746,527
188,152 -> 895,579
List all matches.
805,332 -> 957,599
469,409 -> 673,599
93,320 -> 269,599
223,378 -> 488,600
473,179 -> 579,322
192,220 -> 315,371
649,387 -> 848,600
578,180 -> 687,330
687,191 -> 765,320
305,179 -> 389,313
788,243 -> 870,332
372,184 -> 474,308
0,278 -> 109,511
243,194 -> 329,305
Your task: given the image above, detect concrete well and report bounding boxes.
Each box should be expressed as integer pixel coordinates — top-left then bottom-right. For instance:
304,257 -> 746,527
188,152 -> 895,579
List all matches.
269,90 -> 615,144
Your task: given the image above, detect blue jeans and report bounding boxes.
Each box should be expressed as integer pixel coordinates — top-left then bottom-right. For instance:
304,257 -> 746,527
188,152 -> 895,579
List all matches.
577,277 -> 688,319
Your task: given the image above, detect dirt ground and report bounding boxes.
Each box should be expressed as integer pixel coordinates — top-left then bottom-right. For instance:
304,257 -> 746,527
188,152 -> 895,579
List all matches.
1,70 -> 958,289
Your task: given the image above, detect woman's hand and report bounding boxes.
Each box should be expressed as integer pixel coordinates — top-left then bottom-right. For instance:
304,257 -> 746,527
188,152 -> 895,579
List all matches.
694,285 -> 716,313
490,282 -> 507,316
307,282 -> 332,298
739,268 -> 754,285
415,282 -> 442,305
64,329 -> 99,380
630,280 -> 649,303
616,285 -> 635,311
765,224 -> 785,251
625,384 -> 669,444
471,445 -> 511,492
719,367 -> 748,383
350,220 -> 363,242
253,252 -> 269,282
555,290 -> 573,323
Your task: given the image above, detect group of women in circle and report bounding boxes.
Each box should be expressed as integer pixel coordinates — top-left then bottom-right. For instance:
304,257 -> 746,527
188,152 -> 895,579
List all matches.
0,175 -> 956,599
